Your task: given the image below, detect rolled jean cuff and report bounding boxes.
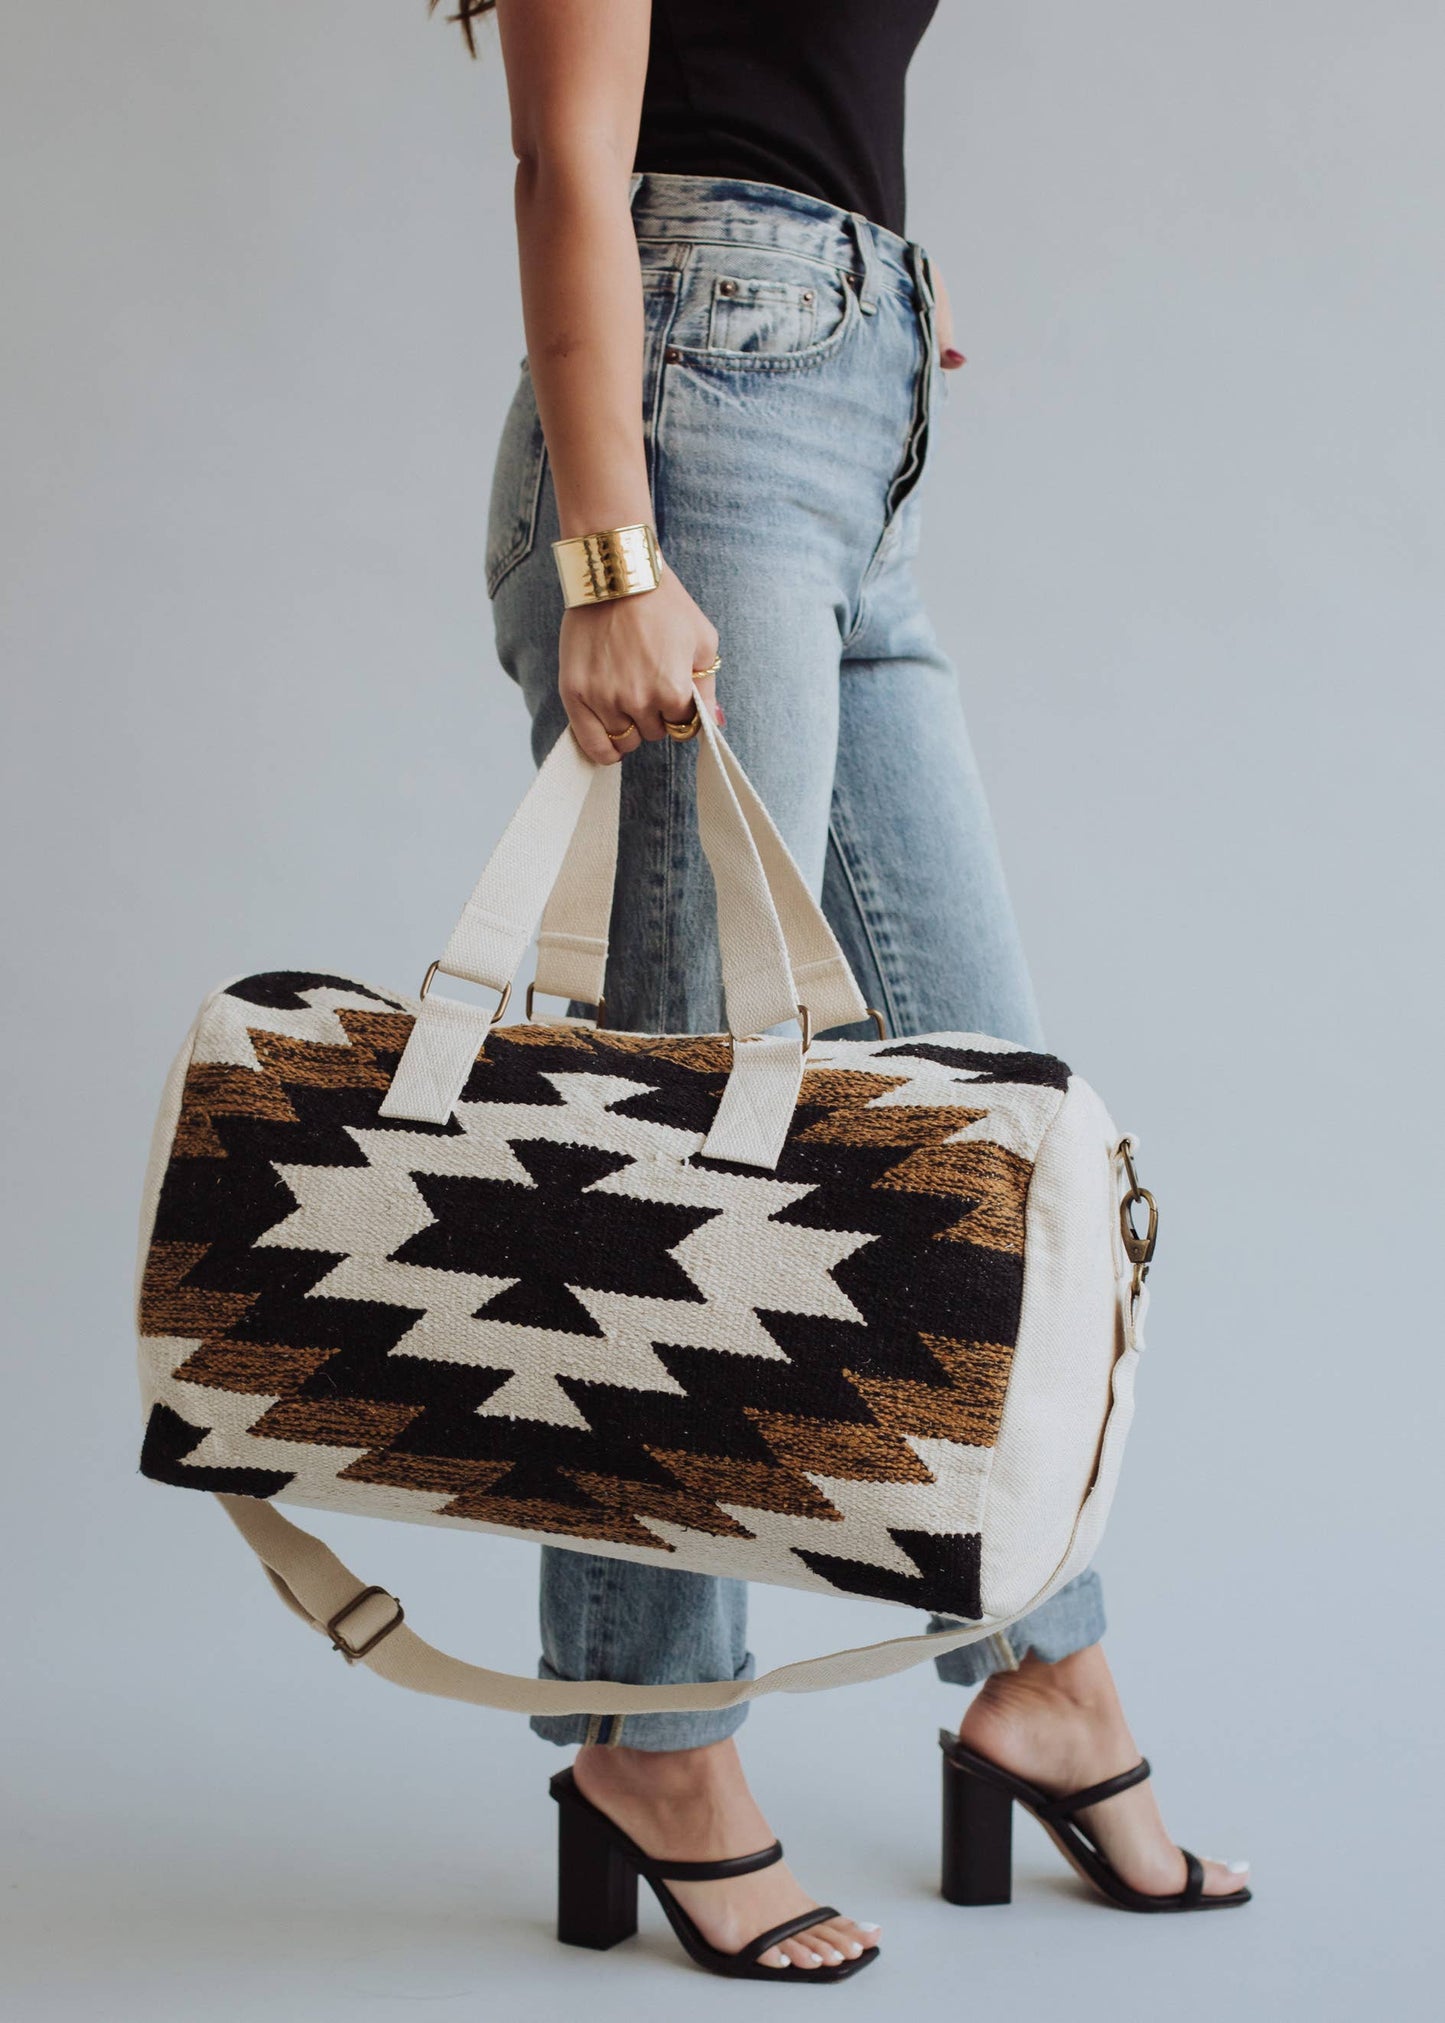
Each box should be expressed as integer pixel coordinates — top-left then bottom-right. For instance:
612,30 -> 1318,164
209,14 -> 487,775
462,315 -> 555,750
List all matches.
929,1569 -> 1106,1688
529,1647 -> 758,1752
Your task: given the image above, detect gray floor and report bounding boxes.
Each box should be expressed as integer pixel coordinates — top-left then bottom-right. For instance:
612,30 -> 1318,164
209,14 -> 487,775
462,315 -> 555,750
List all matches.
4,1528 -> 1431,2023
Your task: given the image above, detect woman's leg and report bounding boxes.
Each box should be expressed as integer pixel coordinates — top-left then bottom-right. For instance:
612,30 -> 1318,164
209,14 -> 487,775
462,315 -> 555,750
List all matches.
490,658 -> 882,1965
824,495 -> 1245,1893
493,223 -> 908,1748
500,479 -> 854,1760
489,321 -> 885,1962
530,1549 -> 753,1751
823,486 -> 1107,1684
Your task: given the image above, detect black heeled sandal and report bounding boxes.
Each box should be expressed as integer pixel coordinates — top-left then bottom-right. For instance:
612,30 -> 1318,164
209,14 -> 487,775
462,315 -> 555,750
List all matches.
550,1767 -> 879,1981
939,1732 -> 1251,1914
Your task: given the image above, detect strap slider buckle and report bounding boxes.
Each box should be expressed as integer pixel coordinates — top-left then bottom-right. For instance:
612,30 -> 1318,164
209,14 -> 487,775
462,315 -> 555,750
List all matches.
326,1585 -> 404,1663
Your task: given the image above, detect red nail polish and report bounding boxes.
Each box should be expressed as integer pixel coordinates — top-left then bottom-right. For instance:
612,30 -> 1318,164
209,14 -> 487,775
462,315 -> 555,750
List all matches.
942,348 -> 966,368
715,706 -> 726,726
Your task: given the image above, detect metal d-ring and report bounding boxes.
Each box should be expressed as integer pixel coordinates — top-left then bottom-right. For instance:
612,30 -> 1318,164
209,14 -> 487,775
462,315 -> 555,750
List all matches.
419,961 -> 512,1024
728,1003 -> 812,1056
524,982 -> 606,1027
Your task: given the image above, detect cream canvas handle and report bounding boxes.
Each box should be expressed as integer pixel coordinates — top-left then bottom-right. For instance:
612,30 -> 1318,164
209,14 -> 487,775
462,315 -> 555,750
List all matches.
380,718 -> 862,1165
532,712 -> 869,1041
529,760 -> 620,1013
707,724 -> 870,1036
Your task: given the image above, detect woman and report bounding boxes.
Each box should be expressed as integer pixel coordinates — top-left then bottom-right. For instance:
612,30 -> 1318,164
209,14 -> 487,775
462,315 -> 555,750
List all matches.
451,0 -> 1250,1978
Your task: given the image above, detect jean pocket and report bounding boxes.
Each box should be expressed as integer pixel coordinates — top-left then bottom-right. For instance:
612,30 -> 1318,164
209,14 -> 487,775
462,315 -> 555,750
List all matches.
485,362 -> 548,597
668,250 -> 858,371
707,274 -> 824,353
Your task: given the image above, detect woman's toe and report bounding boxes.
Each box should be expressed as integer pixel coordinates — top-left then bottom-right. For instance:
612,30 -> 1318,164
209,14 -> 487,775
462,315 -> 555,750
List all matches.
781,1937 -> 825,1968
814,1917 -> 870,1959
1199,1856 -> 1250,1897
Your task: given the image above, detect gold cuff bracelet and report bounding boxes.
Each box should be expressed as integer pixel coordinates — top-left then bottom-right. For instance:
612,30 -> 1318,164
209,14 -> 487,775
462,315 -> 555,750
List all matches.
552,523 -> 662,608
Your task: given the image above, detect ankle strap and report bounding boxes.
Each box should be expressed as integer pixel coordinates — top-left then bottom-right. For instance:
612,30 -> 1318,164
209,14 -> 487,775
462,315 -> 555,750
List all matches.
1039,1757 -> 1152,1820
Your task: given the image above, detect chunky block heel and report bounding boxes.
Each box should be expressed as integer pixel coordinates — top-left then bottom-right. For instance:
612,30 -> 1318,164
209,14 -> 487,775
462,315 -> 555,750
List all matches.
937,1732 -> 1251,1914
548,1768 -> 878,1980
556,1777 -> 639,1948
940,1731 -> 1013,1905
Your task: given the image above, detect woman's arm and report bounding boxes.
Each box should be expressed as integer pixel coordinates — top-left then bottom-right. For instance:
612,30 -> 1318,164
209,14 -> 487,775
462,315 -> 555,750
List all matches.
495,0 -> 718,763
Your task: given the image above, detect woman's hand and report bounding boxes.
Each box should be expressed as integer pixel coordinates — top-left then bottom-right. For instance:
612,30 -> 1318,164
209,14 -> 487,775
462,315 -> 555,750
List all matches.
933,261 -> 966,370
560,564 -> 720,763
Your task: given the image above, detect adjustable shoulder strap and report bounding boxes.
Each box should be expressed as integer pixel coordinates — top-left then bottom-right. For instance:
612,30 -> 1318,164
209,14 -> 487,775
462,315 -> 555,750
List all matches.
213,1272 -> 1144,1712
217,1494 -> 1006,1715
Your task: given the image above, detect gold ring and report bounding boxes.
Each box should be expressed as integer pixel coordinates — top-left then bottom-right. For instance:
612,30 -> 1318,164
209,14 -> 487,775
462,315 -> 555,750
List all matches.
694,651 -> 722,679
604,719 -> 637,744
663,710 -> 701,742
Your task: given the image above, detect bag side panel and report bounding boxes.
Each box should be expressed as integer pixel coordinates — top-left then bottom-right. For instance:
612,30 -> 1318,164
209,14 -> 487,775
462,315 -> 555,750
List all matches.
1045,1326 -> 1140,1594
978,1077 -> 1124,1618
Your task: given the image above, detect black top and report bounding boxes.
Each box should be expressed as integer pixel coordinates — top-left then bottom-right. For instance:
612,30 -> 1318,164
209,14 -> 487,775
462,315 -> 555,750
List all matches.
634,0 -> 939,239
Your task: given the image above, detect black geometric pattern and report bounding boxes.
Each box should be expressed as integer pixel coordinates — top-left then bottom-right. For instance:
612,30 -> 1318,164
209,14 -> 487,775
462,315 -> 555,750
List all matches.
137,974 -> 1072,1618
875,1041 -> 1071,1090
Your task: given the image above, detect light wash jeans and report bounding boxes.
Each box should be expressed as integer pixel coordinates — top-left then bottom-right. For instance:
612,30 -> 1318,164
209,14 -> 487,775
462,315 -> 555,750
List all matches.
489,173 -> 1105,1749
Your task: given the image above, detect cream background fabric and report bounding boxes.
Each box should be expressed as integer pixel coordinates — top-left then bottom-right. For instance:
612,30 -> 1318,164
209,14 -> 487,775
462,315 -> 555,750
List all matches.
980,1080 -> 1125,1616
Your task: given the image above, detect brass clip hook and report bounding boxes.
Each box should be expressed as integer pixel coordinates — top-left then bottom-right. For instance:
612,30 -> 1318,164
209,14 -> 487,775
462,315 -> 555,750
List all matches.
1116,1138 -> 1158,1300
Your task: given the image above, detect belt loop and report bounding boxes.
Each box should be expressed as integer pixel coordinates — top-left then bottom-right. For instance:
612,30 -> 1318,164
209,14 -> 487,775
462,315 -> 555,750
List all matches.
911,241 -> 938,311
628,171 -> 644,212
847,210 -> 880,315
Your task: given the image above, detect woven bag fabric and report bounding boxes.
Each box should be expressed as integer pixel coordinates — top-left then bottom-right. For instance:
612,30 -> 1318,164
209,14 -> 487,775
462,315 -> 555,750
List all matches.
135,971 -> 1121,1626
132,725 -> 1146,1713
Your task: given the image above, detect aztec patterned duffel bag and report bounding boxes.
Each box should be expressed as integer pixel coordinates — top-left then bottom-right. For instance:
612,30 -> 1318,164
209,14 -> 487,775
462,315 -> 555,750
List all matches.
134,717 -> 1157,1717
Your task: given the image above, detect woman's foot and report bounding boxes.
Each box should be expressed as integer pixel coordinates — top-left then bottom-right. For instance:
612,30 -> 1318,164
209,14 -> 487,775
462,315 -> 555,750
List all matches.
571,1739 -> 881,1971
958,1643 -> 1249,1900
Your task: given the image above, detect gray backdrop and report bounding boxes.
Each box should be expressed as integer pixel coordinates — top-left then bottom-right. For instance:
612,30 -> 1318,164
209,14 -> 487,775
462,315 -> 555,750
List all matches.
3,4 -> 1440,2018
